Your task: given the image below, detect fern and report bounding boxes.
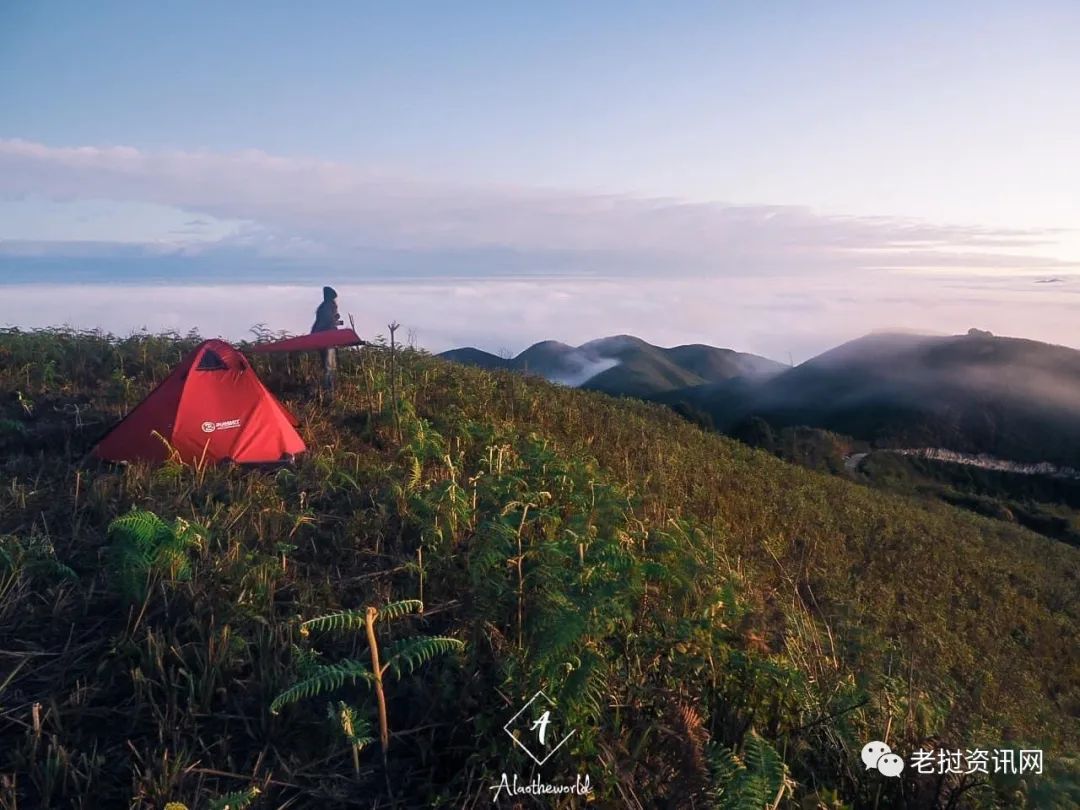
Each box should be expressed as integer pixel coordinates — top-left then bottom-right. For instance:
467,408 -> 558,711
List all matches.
378,599 -> 423,621
270,659 -> 375,714
290,643 -> 324,677
708,732 -> 791,810
208,786 -> 260,810
109,509 -> 168,544
0,535 -> 77,584
273,597 -> 465,771
302,609 -> 369,634
24,556 -> 78,583
708,745 -> 743,794
743,732 -> 785,794
328,700 -> 375,750
407,454 -> 423,494
383,636 -> 464,678
329,699 -> 376,776
106,508 -> 205,602
299,600 -> 424,637
559,649 -> 607,721
531,607 -> 587,661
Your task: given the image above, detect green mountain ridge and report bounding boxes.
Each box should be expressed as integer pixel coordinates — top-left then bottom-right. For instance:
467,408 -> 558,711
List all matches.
440,334 -> 784,397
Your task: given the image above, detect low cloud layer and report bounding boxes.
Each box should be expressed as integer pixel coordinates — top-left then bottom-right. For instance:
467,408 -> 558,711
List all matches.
4,275 -> 1080,363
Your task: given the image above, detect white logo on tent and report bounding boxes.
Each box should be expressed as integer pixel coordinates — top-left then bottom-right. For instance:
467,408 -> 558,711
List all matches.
201,419 -> 242,434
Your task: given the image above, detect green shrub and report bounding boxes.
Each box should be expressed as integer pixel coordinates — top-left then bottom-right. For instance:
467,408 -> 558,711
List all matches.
107,509 -> 205,602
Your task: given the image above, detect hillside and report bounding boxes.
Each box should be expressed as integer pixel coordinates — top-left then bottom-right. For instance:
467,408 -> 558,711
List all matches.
1,329 -> 1078,809
856,450 -> 1080,547
663,330 -> 1080,467
440,334 -> 783,396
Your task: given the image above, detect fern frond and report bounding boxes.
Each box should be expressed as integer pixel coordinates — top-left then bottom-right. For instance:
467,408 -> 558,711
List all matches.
290,643 -> 324,677
106,509 -> 205,601
328,701 -> 375,749
24,558 -> 78,582
270,659 -> 375,714
383,636 -> 464,678
707,743 -> 744,792
708,732 -> 789,810
743,731 -> 786,796
171,516 -> 207,550
0,535 -> 78,583
156,537 -> 194,582
302,609 -> 369,634
208,786 -> 260,810
110,542 -> 153,601
109,509 -> 171,548
378,599 -> 423,622
407,455 -> 423,493
532,608 -> 586,661
560,649 -> 607,720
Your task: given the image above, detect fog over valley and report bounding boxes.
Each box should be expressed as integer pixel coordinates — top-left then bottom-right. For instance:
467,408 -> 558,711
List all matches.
4,272 -> 1080,365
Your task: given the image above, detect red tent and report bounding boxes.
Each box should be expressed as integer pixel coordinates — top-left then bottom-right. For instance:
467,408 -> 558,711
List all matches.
94,340 -> 306,466
249,328 -> 362,354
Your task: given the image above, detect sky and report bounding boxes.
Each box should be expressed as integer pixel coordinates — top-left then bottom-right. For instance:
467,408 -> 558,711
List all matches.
1,1 -> 1078,360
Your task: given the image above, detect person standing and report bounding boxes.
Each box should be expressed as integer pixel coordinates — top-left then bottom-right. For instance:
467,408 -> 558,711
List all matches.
312,286 -> 343,390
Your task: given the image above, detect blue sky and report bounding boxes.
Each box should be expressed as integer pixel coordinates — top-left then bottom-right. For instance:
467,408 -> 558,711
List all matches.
1,1 -> 1078,356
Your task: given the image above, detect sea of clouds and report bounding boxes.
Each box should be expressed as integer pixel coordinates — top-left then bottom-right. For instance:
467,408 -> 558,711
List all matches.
3,273 -> 1079,364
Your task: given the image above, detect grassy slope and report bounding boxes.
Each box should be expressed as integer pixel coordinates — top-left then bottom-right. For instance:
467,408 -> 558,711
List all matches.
0,330 -> 1077,809
858,452 -> 1080,548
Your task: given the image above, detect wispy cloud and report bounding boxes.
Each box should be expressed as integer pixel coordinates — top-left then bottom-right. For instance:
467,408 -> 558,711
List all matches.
3,139 -> 1078,355
0,138 -> 1071,280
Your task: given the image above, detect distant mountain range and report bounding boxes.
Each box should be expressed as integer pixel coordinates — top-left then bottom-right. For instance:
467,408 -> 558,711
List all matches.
658,329 -> 1080,466
442,329 -> 1080,467
440,335 -> 785,397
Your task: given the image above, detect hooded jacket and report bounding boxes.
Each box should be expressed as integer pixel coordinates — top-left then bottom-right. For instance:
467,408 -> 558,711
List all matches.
312,286 -> 343,333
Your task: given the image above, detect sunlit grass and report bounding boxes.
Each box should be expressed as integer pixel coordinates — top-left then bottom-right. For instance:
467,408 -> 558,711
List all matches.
0,328 -> 1076,808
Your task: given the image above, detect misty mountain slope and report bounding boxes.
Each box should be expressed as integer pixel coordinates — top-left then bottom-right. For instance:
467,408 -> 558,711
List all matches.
513,340 -> 581,376
439,334 -> 784,396
671,330 -> 1080,466
437,347 -> 509,370
576,335 -> 704,397
665,342 -> 785,381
